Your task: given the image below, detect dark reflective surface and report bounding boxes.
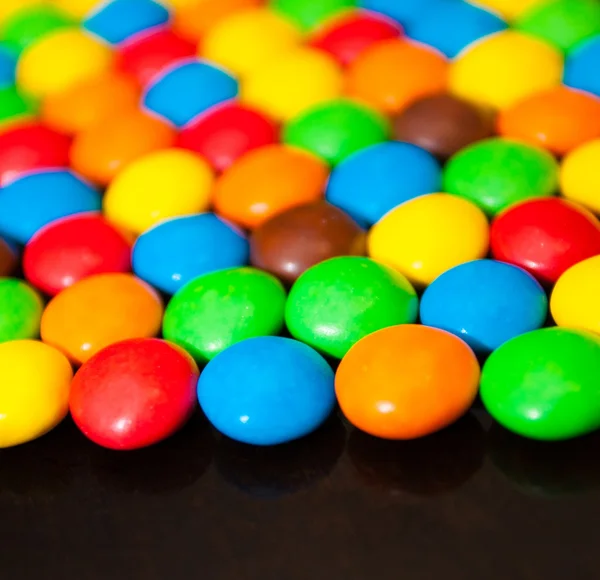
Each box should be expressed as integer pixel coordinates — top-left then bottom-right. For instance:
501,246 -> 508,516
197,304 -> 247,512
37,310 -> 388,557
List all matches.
2,408 -> 599,580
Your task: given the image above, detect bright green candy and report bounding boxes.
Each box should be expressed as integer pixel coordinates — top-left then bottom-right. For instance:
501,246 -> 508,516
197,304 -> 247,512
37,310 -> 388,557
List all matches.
285,256 -> 418,359
163,267 -> 287,363
516,0 -> 600,53
0,278 -> 44,342
0,86 -> 37,125
271,0 -> 357,31
443,138 -> 558,216
481,327 -> 600,441
283,99 -> 389,165
1,5 -> 75,53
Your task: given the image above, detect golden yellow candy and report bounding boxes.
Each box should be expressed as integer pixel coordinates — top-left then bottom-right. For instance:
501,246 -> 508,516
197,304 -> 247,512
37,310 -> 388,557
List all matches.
0,340 -> 72,448
469,0 -> 546,21
551,255 -> 600,334
17,28 -> 114,99
561,139 -> 600,214
450,31 -> 563,111
368,193 -> 490,287
242,47 -> 343,121
104,148 -> 214,235
202,8 -> 301,78
49,0 -> 103,19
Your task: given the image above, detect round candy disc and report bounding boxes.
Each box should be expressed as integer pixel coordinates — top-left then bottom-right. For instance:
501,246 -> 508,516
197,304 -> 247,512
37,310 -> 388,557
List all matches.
564,36 -> 600,97
271,0 -> 357,31
561,139 -> 600,213
0,278 -> 44,342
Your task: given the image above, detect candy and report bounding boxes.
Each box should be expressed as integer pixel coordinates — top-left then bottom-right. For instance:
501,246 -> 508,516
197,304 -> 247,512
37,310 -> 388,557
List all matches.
0,86 -> 37,128
0,278 -> 44,342
41,273 -> 163,365
561,139 -> 600,213
70,338 -> 198,450
449,31 -> 563,110
326,141 -> 441,225
481,328 -> 600,440
163,267 -> 286,361
175,102 -> 278,172
283,98 -> 389,165
0,340 -> 72,448
285,256 -> 418,358
51,0 -> 103,19
23,213 -> 132,296
271,0 -> 357,31
491,197 -> 600,285
443,138 -> 559,216
143,60 -> 239,128
335,324 -> 480,439
0,169 -> 101,244
368,193 -> 489,287
213,144 -> 328,228
0,46 -> 17,87
420,259 -> 548,353
133,213 -> 249,294
250,201 -> 366,284
197,336 -> 335,445
564,35 -> 600,97
346,38 -> 448,115
468,0 -> 546,21
0,0 -> 50,26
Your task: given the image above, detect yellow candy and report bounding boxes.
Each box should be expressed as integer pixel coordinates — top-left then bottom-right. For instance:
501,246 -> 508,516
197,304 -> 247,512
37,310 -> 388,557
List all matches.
18,28 -> 114,99
242,47 -> 343,121
0,340 -> 72,448
368,193 -> 490,287
49,0 -> 104,19
0,0 -> 49,26
468,0 -> 546,21
104,148 -> 214,235
551,255 -> 600,334
202,8 -> 301,78
450,31 -> 563,111
561,139 -> 600,215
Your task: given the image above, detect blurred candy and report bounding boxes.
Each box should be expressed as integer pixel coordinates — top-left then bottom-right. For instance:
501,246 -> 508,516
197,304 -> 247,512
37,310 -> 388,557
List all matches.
0,86 -> 38,128
0,46 -> 17,87
41,273 -> 163,365
561,139 -> 600,213
50,0 -> 102,19
0,237 -> 17,275
358,0 -> 444,27
368,193 -> 489,287
564,35 -> 600,97
271,0 -> 357,31
0,278 -> 44,342
23,213 -> 132,296
133,213 -> 249,294
467,0 -> 545,21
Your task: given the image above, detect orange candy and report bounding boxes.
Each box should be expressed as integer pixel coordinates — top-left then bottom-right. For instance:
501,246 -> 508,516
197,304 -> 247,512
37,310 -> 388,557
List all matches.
42,72 -> 141,135
335,325 -> 480,439
497,87 -> 600,156
346,38 -> 448,115
213,144 -> 329,228
41,273 -> 163,365
70,109 -> 176,186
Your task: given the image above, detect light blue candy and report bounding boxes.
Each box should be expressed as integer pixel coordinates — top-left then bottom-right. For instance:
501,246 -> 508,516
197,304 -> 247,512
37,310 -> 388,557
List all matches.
0,47 -> 17,88
0,170 -> 101,243
326,141 -> 441,226
564,35 -> 600,97
420,259 -> 548,354
132,213 -> 249,294
84,0 -> 170,45
143,60 -> 238,127
198,336 -> 335,446
359,0 -> 446,27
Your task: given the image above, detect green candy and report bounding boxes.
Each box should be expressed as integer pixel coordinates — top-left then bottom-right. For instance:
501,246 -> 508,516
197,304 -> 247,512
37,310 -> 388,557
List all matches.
481,328 -> 600,441
283,99 -> 390,165
285,256 -> 418,359
443,138 -> 558,216
0,278 -> 44,342
271,0 -> 357,31
0,86 -> 37,125
163,267 -> 287,363
516,0 -> 600,53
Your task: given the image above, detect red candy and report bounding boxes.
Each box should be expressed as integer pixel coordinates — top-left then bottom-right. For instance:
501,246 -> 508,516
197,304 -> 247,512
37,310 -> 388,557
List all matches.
491,197 -> 600,285
0,122 -> 71,185
116,27 -> 196,87
70,338 -> 199,450
309,10 -> 403,67
23,213 -> 133,296
175,101 -> 278,172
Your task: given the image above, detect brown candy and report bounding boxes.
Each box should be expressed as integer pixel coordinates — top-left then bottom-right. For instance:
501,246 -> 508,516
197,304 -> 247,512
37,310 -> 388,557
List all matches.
393,94 -> 494,160
250,201 -> 366,285
0,237 -> 16,276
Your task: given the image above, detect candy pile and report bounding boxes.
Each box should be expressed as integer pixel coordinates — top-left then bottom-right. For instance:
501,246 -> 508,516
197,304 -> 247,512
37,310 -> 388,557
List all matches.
2,0 -> 600,450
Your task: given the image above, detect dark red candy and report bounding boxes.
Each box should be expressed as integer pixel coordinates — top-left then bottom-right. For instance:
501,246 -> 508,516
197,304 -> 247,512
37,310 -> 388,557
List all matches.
23,212 -> 132,296
491,197 -> 600,285
70,338 -> 199,450
175,101 -> 278,172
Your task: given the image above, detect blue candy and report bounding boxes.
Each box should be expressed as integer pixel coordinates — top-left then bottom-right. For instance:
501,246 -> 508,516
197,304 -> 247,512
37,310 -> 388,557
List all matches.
326,141 -> 441,226
420,259 -> 548,353
143,60 -> 238,127
0,170 -> 101,243
0,47 -> 17,88
133,213 -> 249,294
197,337 -> 335,446
359,0 -> 446,27
564,35 -> 600,97
84,0 -> 170,45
